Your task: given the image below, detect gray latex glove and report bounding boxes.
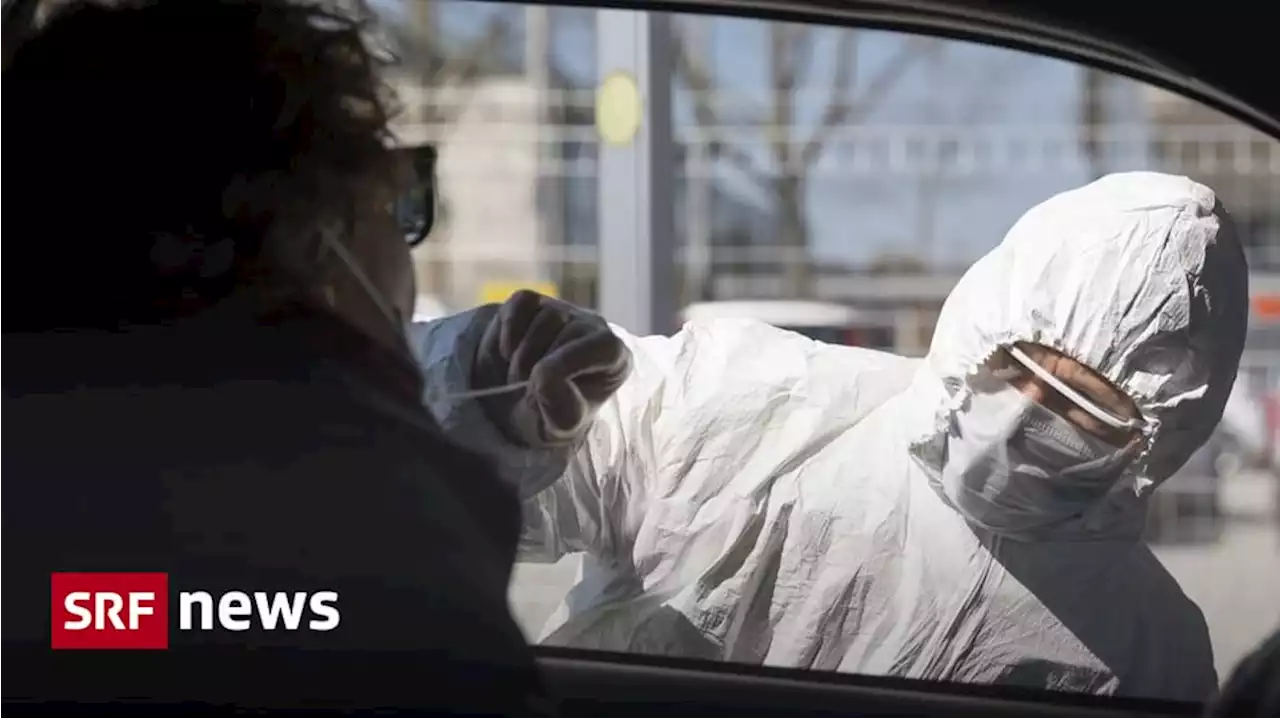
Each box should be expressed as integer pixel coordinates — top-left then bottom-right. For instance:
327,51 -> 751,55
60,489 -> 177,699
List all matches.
472,290 -> 632,448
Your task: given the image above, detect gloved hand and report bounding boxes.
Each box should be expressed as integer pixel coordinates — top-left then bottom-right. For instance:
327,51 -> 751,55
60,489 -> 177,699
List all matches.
472,290 -> 632,448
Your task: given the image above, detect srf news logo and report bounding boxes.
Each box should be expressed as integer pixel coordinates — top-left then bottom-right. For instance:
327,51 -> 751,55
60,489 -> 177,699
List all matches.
51,572 -> 340,650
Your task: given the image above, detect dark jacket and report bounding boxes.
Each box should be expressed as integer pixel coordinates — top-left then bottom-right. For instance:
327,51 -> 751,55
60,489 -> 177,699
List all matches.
3,304 -> 552,714
1207,628 -> 1280,717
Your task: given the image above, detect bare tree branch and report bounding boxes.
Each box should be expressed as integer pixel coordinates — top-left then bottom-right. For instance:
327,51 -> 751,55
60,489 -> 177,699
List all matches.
914,52 -> 1025,253
779,24 -> 816,92
768,23 -> 798,166
671,24 -> 767,127
799,30 -> 857,167
933,53 -> 1025,169
671,25 -> 722,130
801,34 -> 938,167
672,21 -> 770,186
852,37 -> 941,119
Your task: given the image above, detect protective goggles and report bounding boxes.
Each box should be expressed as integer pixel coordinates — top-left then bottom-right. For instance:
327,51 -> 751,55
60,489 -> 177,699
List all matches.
1004,344 -> 1146,433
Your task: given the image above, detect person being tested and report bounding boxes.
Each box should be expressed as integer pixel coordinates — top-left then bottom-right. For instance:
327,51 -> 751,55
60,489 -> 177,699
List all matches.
4,1 -> 550,712
416,171 -> 1247,701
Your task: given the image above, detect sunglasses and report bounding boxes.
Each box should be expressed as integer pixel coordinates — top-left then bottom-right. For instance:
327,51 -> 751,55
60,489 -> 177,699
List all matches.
390,144 -> 437,249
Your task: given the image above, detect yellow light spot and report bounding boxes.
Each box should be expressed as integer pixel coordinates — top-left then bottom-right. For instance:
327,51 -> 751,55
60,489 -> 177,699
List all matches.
596,72 -> 643,146
478,280 -> 560,305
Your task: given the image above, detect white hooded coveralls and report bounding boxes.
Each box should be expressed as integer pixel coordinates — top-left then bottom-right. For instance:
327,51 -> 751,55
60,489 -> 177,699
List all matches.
417,172 -> 1248,701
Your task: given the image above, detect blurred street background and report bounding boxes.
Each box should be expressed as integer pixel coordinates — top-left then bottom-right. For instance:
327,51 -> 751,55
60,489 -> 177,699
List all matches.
370,0 -> 1280,683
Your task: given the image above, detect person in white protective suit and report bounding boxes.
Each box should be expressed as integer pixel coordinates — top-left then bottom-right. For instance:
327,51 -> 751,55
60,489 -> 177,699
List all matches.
415,171 -> 1248,701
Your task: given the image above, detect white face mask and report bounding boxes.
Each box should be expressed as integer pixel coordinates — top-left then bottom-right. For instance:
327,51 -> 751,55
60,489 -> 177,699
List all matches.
940,377 -> 1134,537
323,233 -> 537,403
320,229 -> 406,337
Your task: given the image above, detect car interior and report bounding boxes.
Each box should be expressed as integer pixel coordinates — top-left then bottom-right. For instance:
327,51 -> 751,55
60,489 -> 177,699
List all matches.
5,0 -> 1276,716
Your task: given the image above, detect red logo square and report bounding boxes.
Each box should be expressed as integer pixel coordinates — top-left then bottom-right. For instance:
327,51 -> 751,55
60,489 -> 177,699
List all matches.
51,572 -> 170,650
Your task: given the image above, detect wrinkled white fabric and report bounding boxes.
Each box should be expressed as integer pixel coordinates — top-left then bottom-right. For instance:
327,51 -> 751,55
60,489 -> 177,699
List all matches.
416,172 -> 1248,701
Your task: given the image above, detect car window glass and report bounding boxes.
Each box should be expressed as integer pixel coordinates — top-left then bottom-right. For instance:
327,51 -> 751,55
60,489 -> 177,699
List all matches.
374,0 -> 1280,699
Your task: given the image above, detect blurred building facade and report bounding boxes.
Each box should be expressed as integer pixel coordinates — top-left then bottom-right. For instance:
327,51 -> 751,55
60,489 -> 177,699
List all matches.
430,77 -> 547,310
1142,86 -> 1280,271
1140,85 -> 1280,381
387,4 -> 1280,359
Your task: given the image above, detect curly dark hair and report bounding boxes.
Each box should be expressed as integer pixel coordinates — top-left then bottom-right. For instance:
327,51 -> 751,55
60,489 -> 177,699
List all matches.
4,0 -> 399,331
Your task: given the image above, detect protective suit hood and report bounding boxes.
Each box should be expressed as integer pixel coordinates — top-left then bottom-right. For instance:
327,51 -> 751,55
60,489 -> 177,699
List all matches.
909,171 -> 1250,540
